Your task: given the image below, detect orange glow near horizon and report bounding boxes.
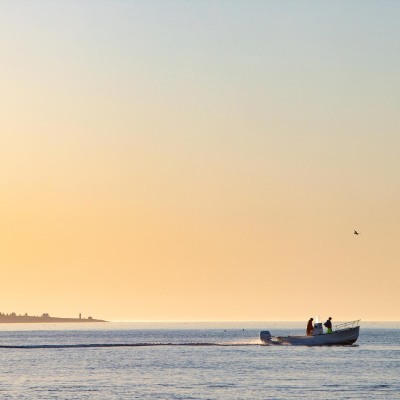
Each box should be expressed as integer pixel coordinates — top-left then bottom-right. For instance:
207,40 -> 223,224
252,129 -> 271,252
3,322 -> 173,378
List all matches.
1,1 -> 399,322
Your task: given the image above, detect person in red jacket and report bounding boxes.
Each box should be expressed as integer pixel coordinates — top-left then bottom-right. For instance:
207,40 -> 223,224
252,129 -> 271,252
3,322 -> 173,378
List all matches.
306,318 -> 314,336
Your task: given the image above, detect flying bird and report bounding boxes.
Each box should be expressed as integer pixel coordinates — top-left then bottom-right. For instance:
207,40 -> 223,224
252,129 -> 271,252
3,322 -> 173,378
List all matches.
354,230 -> 361,235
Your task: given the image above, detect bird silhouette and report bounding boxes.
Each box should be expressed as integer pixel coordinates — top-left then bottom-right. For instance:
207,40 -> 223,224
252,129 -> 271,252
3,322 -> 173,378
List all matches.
354,230 -> 361,235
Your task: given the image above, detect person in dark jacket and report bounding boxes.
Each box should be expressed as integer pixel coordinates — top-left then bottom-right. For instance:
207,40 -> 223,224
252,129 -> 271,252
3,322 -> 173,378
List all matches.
306,318 -> 314,336
324,317 -> 333,333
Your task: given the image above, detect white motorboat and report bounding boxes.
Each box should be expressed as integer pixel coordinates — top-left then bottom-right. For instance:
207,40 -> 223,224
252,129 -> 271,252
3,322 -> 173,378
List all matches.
260,320 -> 360,346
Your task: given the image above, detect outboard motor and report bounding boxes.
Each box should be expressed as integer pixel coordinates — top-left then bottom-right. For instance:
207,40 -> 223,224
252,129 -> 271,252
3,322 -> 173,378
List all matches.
260,331 -> 272,343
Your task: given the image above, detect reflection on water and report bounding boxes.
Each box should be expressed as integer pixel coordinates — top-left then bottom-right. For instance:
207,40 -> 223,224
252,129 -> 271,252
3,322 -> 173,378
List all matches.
0,322 -> 398,399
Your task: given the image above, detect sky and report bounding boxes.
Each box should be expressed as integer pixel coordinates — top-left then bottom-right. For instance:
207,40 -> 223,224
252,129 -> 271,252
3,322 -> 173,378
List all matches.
1,0 -> 399,321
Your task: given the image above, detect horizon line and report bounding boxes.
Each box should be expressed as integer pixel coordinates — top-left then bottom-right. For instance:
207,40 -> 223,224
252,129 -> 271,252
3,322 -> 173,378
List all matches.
107,319 -> 400,323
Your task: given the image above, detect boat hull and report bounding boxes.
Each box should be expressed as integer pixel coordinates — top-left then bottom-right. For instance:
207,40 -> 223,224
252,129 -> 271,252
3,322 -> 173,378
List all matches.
260,326 -> 359,346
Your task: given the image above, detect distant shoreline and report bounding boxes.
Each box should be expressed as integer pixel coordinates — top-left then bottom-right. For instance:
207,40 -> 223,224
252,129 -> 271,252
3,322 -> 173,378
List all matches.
0,315 -> 106,323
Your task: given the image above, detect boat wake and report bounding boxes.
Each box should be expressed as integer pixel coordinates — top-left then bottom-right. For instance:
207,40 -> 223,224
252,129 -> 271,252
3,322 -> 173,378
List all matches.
0,342 -> 263,349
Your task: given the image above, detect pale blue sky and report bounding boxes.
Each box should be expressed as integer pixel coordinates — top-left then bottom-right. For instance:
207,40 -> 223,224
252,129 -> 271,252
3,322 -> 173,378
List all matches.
1,1 -> 400,320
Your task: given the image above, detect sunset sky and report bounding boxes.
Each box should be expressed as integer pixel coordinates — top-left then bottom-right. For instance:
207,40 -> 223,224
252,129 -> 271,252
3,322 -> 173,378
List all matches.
1,0 -> 399,321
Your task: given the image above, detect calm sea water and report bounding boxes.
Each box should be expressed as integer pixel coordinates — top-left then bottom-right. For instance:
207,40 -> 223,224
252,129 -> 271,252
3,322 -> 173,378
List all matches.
0,321 -> 399,399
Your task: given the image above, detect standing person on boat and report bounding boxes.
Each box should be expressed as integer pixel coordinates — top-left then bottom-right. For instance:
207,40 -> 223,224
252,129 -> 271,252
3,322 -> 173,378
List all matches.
324,317 -> 333,334
306,318 -> 314,336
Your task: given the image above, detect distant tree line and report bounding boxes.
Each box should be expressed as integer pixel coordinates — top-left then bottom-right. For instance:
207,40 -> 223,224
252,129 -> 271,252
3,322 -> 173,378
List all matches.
0,312 -> 37,317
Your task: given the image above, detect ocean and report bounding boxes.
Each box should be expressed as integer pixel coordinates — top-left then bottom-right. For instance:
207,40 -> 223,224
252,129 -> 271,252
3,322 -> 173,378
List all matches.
0,321 -> 399,399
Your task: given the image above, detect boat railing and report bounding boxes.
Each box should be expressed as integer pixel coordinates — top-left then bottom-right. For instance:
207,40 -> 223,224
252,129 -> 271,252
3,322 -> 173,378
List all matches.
334,319 -> 360,332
